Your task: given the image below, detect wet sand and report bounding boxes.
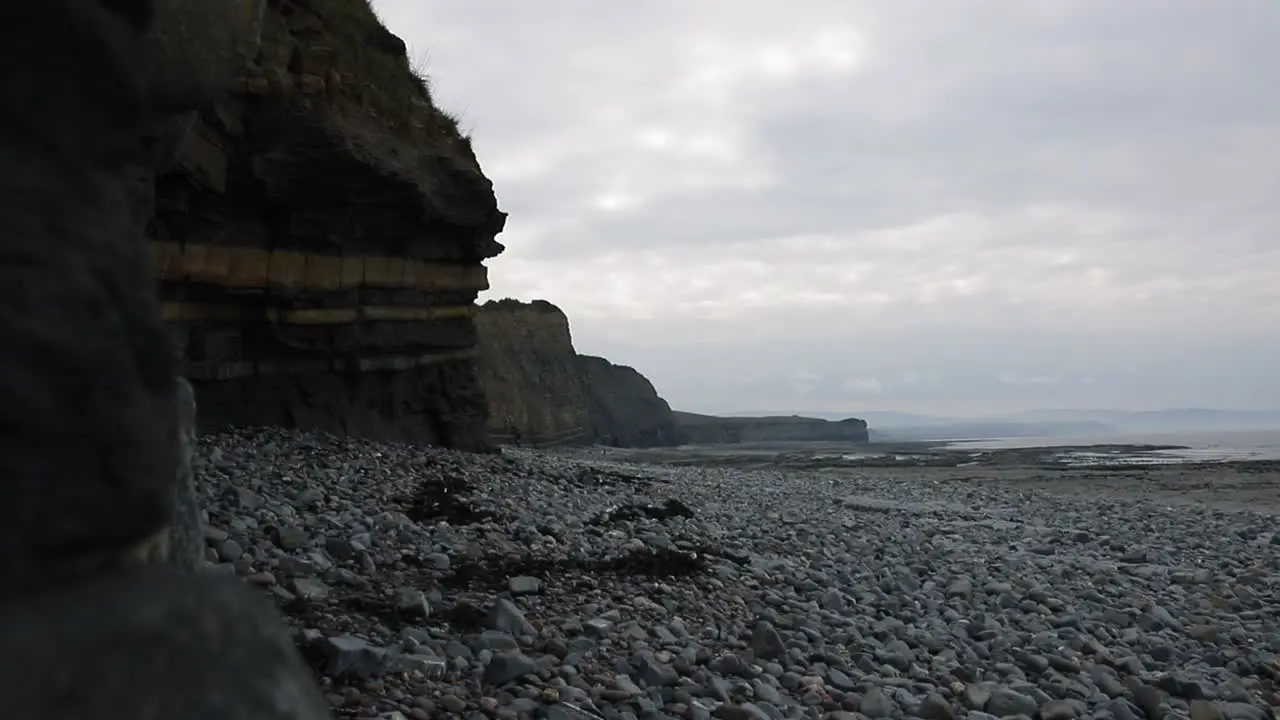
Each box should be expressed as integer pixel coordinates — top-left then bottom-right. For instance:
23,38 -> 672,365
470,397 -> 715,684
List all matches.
563,441 -> 1280,516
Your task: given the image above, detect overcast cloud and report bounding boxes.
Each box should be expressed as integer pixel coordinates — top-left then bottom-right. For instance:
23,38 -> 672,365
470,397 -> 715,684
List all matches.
374,0 -> 1280,416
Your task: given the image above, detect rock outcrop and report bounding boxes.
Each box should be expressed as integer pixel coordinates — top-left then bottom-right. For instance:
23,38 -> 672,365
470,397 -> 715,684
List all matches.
474,300 -> 590,443
154,0 -> 505,450
475,300 -> 681,447
674,412 -> 870,445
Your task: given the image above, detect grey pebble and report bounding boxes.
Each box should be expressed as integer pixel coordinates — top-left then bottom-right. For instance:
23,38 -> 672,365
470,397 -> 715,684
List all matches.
986,688 -> 1039,717
187,428 -> 1280,720
483,652 -> 538,685
860,688 -> 896,718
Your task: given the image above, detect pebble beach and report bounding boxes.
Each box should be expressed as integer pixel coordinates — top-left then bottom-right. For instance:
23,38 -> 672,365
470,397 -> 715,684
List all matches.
193,428 -> 1280,720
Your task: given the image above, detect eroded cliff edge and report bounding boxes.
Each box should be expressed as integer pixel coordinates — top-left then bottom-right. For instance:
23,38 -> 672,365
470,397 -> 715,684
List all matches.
475,300 -> 681,447
153,0 -> 505,449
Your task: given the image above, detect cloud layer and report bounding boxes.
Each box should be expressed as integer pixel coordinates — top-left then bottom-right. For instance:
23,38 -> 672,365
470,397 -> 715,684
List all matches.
375,0 -> 1280,415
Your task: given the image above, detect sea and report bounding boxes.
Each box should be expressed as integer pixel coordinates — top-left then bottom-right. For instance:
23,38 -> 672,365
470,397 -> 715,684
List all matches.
943,429 -> 1280,465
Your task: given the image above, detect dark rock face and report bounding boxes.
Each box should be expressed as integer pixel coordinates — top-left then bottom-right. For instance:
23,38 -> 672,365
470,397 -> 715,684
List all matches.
155,0 -> 506,450
674,412 -> 870,445
578,356 -> 682,448
0,0 -> 329,716
0,0 -> 269,588
475,300 -> 680,448
194,361 -> 489,447
171,377 -> 204,572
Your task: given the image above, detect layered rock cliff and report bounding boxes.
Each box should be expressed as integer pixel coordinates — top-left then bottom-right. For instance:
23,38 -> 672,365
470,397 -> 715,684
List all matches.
674,412 -> 870,445
153,0 -> 505,449
473,300 -> 590,444
475,300 -> 681,447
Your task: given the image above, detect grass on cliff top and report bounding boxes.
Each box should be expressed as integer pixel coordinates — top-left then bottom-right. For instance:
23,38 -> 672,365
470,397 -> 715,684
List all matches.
308,0 -> 467,142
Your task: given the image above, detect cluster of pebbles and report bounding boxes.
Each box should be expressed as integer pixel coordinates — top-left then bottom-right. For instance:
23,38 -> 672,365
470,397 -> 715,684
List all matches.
192,428 -> 1280,720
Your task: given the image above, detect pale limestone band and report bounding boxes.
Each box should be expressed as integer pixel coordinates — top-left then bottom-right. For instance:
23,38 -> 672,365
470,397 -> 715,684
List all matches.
156,244 -> 483,380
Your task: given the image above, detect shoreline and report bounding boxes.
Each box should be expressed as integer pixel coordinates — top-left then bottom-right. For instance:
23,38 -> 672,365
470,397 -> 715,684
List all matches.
571,440 -> 1280,515
583,439 -> 1279,470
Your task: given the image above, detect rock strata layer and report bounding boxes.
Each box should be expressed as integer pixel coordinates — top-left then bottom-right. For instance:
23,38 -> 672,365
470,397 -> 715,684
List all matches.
475,299 -> 681,447
155,0 -> 505,449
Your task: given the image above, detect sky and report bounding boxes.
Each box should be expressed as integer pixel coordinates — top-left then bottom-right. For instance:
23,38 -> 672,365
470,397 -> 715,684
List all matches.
373,0 -> 1280,417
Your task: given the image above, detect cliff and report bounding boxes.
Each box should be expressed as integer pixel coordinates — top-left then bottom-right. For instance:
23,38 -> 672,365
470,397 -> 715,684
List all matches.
475,300 -> 681,447
577,356 -> 683,448
473,300 -> 590,443
153,0 -> 505,449
674,412 -> 870,445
